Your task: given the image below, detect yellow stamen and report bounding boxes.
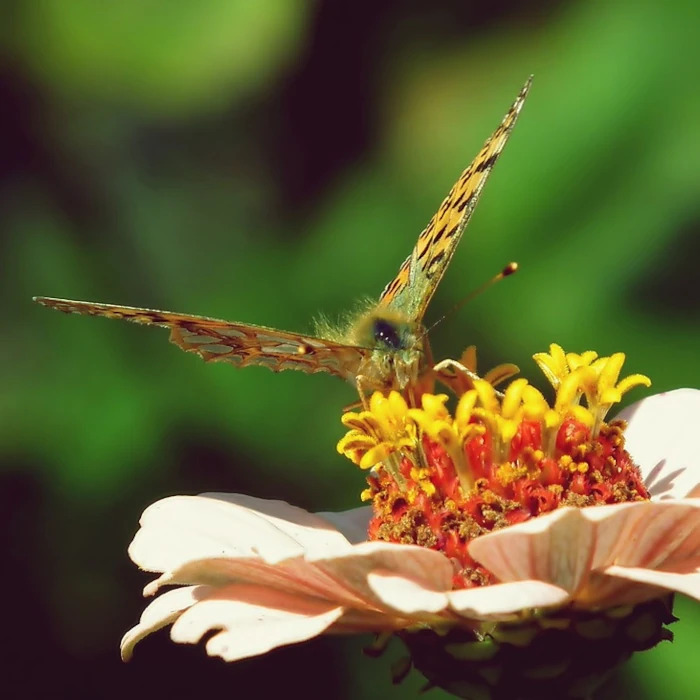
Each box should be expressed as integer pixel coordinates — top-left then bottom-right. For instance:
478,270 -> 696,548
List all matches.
502,378 -> 529,419
337,346 -> 651,504
483,363 -> 520,388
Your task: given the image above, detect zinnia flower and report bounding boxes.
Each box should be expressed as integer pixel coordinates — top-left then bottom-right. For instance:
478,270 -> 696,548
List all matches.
121,345 -> 700,700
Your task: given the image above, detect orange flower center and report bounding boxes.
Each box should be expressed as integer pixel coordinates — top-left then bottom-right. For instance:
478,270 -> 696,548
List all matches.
337,344 -> 652,590
364,416 -> 647,589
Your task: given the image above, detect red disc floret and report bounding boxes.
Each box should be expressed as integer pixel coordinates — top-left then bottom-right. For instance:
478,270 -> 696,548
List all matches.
366,414 -> 649,590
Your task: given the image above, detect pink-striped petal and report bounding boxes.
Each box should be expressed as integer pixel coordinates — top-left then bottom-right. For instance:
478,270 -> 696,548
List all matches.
367,571 -> 450,615
468,500 -> 700,605
144,553 -> 382,611
602,565 -> 700,602
312,541 -> 454,611
468,507 -> 601,593
121,586 -> 203,661
316,507 -> 372,544
169,583 -> 344,661
129,494 -> 353,575
616,389 -> 700,500
198,492 -> 356,557
448,581 -> 570,617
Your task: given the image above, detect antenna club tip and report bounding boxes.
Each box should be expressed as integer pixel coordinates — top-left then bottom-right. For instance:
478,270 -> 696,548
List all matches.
503,262 -> 518,277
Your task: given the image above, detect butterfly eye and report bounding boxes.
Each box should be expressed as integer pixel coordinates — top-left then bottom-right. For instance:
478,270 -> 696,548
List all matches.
373,319 -> 402,350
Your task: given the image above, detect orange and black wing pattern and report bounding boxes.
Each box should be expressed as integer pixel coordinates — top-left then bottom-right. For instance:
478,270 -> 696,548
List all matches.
378,77 -> 531,322
33,297 -> 366,380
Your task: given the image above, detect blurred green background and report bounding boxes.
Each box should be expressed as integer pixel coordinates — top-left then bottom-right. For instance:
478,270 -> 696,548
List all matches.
3,0 -> 699,698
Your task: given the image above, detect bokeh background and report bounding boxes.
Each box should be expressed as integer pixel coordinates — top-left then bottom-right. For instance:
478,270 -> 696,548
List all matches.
2,1 -> 699,698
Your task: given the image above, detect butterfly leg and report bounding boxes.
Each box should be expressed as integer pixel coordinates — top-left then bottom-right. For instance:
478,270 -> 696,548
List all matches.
343,374 -> 373,412
434,359 -> 516,399
432,358 -> 481,396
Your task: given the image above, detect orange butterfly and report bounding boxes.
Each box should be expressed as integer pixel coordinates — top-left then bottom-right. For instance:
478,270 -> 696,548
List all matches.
35,78 -> 531,400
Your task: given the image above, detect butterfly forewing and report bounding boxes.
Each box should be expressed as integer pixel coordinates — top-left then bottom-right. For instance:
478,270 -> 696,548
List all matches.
34,78 -> 532,396
33,297 -> 366,380
378,76 -> 532,322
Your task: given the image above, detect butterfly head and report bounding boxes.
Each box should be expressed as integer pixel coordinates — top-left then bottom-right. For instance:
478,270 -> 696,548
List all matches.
352,309 -> 426,390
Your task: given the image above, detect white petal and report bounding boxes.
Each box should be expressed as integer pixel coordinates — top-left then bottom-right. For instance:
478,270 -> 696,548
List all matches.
469,501 -> 700,607
120,586 -> 202,661
367,571 -> 450,615
170,583 -> 344,661
468,507 -> 599,593
316,507 -> 371,544
603,565 -> 700,602
129,494 -> 353,574
146,553 -> 383,610
616,389 -> 700,500
198,493 -> 356,557
448,581 -> 570,617
312,541 -> 454,611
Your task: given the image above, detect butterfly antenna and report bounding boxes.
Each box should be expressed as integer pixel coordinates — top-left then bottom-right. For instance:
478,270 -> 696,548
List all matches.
421,262 -> 518,339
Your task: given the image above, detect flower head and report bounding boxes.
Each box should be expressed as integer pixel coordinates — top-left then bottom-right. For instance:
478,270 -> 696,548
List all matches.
121,346 -> 700,700
338,345 -> 653,590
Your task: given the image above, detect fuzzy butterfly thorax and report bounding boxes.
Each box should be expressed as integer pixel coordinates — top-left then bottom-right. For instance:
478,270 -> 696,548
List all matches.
33,77 -> 532,404
319,306 -> 430,394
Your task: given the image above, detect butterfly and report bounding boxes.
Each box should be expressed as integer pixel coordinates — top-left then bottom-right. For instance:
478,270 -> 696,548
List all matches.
34,77 -> 531,402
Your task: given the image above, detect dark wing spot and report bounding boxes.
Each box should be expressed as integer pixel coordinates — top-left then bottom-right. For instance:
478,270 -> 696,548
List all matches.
474,153 -> 499,174
456,193 -> 475,213
430,224 -> 448,247
425,250 -> 446,276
